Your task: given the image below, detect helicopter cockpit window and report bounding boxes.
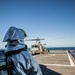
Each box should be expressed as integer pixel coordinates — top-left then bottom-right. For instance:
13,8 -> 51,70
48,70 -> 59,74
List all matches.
31,45 -> 39,48
35,45 -> 39,48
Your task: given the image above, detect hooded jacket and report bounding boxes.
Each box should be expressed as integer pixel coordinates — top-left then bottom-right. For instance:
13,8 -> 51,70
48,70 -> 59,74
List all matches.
3,27 -> 43,75
5,42 -> 42,75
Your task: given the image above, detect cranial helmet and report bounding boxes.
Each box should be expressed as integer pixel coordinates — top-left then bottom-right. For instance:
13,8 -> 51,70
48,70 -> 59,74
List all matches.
3,26 -> 27,42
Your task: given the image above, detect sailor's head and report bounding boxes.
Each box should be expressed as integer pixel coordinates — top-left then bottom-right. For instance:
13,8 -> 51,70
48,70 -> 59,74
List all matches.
3,26 -> 27,43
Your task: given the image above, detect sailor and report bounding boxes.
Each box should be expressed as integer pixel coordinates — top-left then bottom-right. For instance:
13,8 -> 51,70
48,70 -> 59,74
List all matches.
3,26 -> 43,75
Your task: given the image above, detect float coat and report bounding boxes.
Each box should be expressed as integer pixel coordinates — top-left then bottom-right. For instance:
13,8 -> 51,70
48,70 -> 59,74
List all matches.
5,43 -> 43,75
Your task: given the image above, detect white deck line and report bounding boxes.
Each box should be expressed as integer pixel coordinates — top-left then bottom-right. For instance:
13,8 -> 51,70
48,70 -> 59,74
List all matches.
66,51 -> 74,66
42,63 -> 75,67
33,54 -> 55,57
33,55 -> 39,57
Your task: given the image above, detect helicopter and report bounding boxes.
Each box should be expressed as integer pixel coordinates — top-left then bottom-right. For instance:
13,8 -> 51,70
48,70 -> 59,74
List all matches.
25,37 -> 47,54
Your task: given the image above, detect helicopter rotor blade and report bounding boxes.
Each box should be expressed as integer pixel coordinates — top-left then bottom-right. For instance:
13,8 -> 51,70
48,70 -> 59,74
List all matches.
24,38 -> 45,41
24,39 -> 35,41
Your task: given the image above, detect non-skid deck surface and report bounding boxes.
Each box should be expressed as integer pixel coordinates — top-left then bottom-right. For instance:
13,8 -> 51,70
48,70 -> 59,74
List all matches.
34,50 -> 75,75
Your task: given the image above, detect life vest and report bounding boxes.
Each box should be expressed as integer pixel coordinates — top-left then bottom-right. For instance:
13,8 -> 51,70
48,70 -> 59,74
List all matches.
0,50 -> 11,75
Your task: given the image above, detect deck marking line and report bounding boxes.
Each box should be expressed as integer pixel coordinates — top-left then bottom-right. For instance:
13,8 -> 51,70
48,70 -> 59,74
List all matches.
33,55 -> 39,57
66,51 -> 74,66
34,55 -> 52,57
42,63 -> 75,67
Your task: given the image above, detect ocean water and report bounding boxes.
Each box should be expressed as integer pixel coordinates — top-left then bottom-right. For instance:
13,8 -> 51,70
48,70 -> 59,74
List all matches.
46,47 -> 75,50
1,47 -> 75,51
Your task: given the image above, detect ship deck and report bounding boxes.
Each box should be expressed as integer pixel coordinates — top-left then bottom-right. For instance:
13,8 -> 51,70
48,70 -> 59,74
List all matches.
34,50 -> 75,75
